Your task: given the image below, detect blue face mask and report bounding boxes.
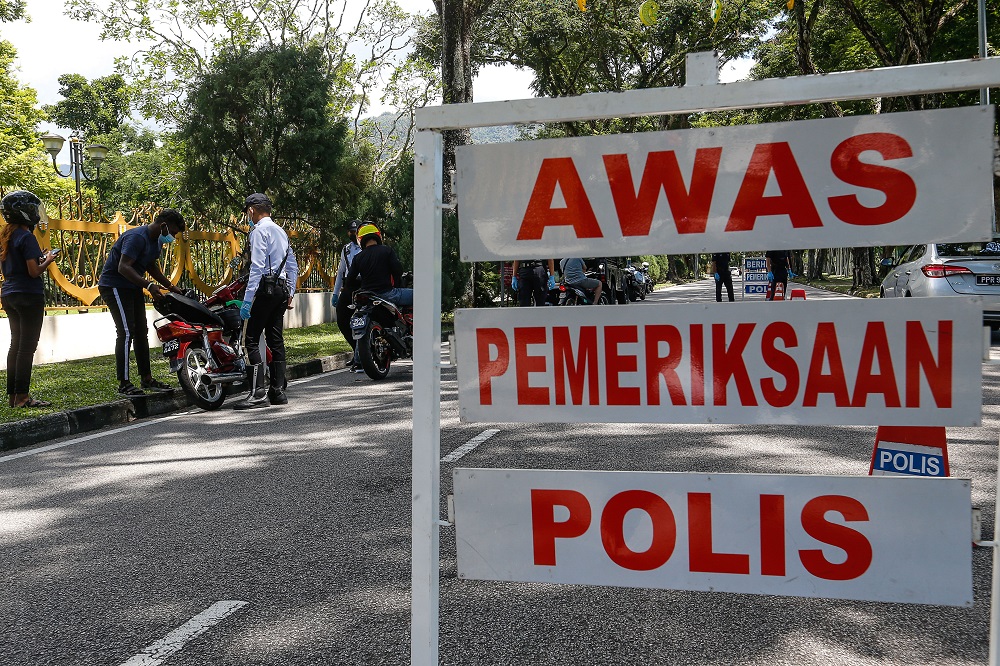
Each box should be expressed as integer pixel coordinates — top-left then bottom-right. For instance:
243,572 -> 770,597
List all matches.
159,233 -> 175,245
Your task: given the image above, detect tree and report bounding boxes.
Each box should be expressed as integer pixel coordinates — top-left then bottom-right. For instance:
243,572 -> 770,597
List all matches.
468,0 -> 777,135
429,0 -> 495,200
0,41 -> 75,202
66,0 -> 426,129
43,73 -> 130,136
178,44 -> 353,226
0,0 -> 25,23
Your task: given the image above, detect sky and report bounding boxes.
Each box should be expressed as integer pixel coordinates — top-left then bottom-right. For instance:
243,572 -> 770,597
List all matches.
3,0 -> 751,161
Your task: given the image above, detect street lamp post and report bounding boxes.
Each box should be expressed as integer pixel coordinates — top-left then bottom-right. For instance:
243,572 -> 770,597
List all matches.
39,132 -> 109,218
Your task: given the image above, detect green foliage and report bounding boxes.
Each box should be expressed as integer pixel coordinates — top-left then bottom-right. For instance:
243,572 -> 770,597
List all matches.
0,0 -> 26,22
418,0 -> 778,135
43,73 -> 130,135
178,44 -> 352,225
66,0 -> 426,129
89,127 -> 186,212
0,41 -> 75,201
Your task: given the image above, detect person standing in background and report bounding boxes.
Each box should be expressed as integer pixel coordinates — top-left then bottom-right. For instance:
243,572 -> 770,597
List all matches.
511,258 -> 557,306
765,249 -> 793,301
711,252 -> 734,302
0,190 -> 56,408
332,219 -> 363,371
235,193 -> 298,410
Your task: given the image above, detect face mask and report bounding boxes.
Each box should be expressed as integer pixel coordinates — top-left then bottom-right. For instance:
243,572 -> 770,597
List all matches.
159,227 -> 175,244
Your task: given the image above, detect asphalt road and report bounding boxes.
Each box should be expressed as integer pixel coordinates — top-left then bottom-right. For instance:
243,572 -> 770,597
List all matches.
1,280 -> 997,665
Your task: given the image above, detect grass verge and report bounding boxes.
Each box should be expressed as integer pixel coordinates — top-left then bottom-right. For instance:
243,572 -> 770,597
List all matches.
0,323 -> 351,424
793,275 -> 880,299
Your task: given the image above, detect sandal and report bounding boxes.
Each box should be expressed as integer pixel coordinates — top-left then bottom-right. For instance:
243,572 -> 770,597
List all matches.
141,378 -> 173,391
118,382 -> 146,397
16,397 -> 52,408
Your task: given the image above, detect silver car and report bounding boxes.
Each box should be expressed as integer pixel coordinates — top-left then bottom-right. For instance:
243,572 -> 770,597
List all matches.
880,240 -> 1000,326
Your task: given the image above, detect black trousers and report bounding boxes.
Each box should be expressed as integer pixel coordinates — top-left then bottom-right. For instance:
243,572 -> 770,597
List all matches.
2,292 -> 44,395
99,286 -> 151,384
246,288 -> 287,385
716,273 -> 734,302
517,264 -> 548,307
766,270 -> 789,301
336,286 -> 355,350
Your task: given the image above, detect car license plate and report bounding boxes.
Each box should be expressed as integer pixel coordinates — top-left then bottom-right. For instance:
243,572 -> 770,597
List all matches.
977,275 -> 1000,286
162,339 -> 180,356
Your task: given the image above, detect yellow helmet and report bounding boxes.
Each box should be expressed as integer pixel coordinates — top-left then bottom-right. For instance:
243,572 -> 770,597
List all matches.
357,222 -> 382,245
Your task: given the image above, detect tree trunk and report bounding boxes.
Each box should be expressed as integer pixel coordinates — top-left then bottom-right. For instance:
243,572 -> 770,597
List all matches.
851,246 -> 876,290
438,0 -> 492,203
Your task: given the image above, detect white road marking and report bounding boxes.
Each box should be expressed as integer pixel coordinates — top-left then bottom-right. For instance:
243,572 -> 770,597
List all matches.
0,412 -> 191,464
118,600 -> 249,666
288,367 -> 349,386
442,429 -> 500,463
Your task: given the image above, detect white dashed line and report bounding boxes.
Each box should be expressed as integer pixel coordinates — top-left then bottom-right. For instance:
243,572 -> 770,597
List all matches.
442,429 -> 500,463
118,600 -> 249,666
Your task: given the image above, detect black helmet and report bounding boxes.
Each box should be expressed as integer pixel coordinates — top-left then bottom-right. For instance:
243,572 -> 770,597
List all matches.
347,219 -> 362,233
0,190 -> 43,228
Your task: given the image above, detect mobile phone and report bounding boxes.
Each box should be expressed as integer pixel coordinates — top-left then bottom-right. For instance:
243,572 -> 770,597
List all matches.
50,248 -> 62,256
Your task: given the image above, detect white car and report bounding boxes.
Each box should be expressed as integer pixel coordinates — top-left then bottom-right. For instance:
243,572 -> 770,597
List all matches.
880,240 -> 1000,327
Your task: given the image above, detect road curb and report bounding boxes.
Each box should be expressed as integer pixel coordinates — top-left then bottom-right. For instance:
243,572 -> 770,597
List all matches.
0,351 -> 354,454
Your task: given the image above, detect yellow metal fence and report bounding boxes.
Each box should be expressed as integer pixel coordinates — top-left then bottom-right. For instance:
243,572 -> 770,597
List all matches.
0,203 -> 338,311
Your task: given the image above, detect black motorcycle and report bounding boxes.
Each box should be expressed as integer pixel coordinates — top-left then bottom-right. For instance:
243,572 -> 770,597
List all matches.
559,271 -> 610,305
350,290 -> 414,380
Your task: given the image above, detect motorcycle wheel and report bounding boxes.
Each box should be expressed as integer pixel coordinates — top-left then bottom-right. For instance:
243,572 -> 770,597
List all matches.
359,323 -> 392,380
597,292 -> 611,305
177,345 -> 226,411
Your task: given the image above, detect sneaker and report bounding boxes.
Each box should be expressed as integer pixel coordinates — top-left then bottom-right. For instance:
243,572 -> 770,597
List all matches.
118,382 -> 146,397
141,378 -> 173,392
352,366 -> 365,374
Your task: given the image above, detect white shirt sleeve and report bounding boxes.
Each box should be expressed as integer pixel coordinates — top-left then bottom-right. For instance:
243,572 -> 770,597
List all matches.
243,227 -> 268,304
284,241 -> 299,300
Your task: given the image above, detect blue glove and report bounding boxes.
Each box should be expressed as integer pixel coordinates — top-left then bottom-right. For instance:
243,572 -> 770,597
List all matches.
547,275 -> 557,290
714,272 -> 720,282
511,275 -> 519,290
766,271 -> 774,281
240,300 -> 252,320
789,271 -> 797,278
331,293 -> 339,307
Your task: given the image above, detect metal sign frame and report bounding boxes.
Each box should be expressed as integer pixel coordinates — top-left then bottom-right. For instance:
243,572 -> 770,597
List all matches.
412,52 -> 1000,666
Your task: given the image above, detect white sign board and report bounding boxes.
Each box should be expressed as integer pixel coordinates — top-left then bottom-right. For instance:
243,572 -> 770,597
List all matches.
455,106 -> 994,260
453,468 -> 973,606
453,298 -> 983,426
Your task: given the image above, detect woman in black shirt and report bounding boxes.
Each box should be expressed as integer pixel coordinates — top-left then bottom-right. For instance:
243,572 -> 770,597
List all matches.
0,191 -> 58,408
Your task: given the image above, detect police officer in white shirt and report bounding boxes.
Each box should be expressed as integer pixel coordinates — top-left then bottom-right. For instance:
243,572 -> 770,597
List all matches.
235,193 -> 299,409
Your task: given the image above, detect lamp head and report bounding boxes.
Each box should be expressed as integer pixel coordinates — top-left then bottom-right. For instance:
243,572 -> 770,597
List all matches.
40,133 -> 65,160
86,144 -> 109,169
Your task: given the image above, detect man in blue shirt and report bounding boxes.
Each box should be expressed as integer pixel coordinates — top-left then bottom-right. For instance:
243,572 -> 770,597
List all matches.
234,193 -> 299,410
98,208 -> 186,396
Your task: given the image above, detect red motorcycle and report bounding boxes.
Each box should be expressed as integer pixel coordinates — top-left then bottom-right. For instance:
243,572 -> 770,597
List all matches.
152,275 -> 269,410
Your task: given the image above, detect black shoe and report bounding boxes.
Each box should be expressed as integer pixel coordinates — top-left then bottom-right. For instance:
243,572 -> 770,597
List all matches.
233,364 -> 269,410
